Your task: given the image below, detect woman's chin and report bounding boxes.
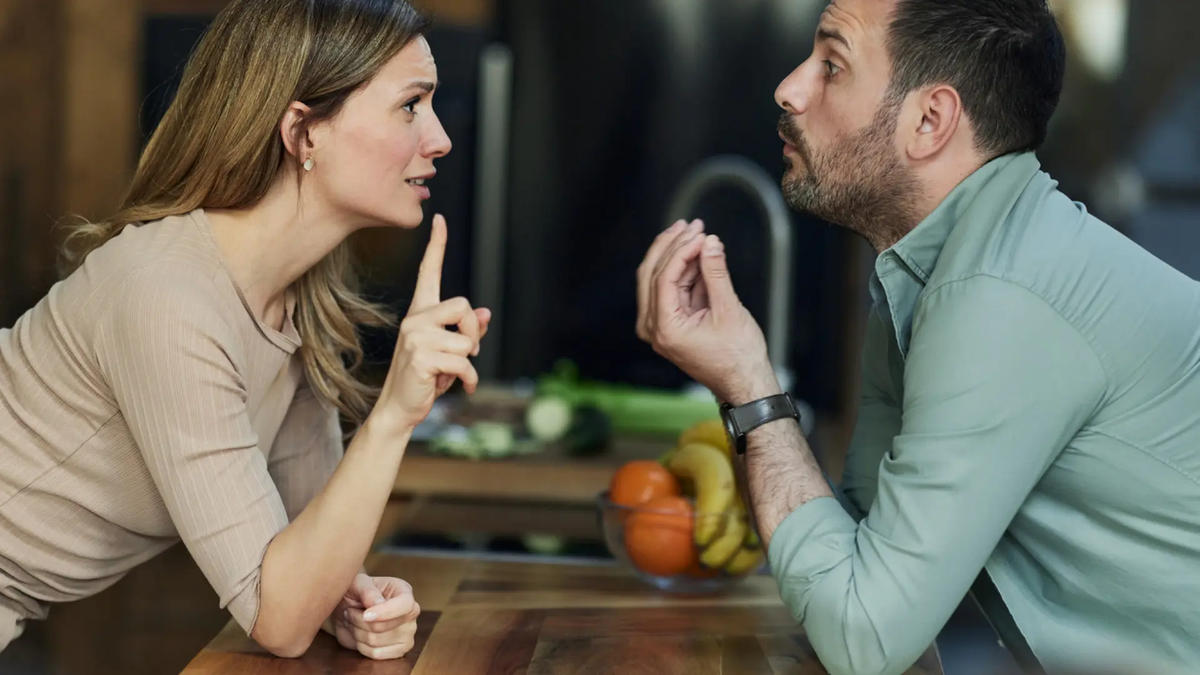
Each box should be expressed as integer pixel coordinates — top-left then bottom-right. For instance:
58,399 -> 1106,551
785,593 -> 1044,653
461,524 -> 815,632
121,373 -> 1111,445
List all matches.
372,207 -> 426,230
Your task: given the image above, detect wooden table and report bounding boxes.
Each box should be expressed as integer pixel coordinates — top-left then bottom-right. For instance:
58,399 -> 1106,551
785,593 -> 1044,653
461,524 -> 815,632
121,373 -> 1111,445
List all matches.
180,552 -> 943,674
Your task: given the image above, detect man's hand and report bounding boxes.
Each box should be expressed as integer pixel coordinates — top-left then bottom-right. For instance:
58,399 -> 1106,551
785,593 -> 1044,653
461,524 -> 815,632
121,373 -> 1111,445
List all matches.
328,574 -> 420,660
636,219 -> 781,404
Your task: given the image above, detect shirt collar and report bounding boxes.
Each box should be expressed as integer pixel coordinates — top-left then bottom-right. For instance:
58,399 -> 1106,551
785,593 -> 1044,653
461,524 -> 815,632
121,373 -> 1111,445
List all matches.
871,152 -> 1042,357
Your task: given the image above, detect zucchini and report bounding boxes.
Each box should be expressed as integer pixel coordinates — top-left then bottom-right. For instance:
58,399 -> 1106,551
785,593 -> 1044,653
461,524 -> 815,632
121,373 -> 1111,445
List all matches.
565,405 -> 611,456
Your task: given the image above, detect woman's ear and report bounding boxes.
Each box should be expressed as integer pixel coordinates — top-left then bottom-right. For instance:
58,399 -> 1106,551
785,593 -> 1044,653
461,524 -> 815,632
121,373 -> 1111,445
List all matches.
906,85 -> 963,162
280,101 -> 314,163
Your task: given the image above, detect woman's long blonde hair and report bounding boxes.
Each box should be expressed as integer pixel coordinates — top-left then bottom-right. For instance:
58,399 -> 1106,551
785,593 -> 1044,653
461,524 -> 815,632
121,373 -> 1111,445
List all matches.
60,0 -> 432,428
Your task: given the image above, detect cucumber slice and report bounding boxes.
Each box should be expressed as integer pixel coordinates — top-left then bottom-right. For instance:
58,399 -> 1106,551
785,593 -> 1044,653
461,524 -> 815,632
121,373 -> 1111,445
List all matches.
522,534 -> 566,555
430,425 -> 484,459
471,422 -> 516,457
525,396 -> 574,442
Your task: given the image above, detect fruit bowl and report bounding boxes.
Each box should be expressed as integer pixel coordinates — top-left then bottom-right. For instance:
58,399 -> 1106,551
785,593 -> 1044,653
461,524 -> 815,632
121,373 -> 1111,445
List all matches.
597,490 -> 765,594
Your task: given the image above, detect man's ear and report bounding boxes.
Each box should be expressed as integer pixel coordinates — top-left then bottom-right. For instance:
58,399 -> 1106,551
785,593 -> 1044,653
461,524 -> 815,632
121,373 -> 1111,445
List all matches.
280,101 -> 314,163
906,85 -> 963,161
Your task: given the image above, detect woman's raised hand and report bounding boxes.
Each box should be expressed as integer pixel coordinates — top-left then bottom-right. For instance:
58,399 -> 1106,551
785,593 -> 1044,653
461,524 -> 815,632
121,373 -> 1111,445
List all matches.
372,215 -> 490,433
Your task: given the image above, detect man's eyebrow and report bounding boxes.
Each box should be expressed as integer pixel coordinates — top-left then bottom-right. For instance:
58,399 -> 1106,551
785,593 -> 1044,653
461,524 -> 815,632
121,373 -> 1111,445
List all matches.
817,26 -> 851,51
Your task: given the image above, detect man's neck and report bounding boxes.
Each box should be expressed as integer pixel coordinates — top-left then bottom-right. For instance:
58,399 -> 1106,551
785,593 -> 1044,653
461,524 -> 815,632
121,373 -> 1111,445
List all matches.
869,156 -> 987,254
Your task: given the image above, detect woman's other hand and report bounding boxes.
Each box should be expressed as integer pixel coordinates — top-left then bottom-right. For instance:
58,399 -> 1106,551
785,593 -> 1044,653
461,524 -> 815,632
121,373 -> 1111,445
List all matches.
330,574 -> 420,660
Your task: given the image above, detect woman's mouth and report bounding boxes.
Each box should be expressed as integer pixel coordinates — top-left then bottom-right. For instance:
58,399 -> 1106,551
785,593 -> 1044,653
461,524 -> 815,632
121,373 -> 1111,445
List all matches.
406,177 -> 431,199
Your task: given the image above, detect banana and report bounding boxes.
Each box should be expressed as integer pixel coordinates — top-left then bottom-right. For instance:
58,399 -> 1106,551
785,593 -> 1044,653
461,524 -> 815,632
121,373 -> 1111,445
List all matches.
657,448 -> 676,467
723,546 -> 765,575
699,504 -> 748,569
677,419 -> 731,460
668,443 -> 736,545
744,525 -> 761,549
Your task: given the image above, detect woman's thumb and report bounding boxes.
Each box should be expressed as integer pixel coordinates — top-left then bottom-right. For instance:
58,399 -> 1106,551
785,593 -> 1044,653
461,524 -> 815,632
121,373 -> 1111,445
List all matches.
355,575 -> 386,606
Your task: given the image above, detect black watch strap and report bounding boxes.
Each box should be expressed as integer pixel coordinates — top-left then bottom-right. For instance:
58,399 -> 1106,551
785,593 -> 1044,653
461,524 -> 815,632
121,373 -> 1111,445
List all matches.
722,393 -> 799,454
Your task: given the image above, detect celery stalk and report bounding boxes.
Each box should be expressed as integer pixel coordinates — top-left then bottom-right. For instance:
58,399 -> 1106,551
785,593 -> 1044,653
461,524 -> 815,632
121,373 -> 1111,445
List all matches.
535,361 -> 720,436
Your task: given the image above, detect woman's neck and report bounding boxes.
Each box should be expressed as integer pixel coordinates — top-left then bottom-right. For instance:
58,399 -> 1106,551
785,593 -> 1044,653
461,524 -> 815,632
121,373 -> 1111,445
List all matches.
206,178 -> 352,331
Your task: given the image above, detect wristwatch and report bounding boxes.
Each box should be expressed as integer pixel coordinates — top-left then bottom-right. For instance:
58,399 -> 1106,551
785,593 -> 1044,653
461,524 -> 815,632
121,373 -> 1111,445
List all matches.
720,393 -> 800,455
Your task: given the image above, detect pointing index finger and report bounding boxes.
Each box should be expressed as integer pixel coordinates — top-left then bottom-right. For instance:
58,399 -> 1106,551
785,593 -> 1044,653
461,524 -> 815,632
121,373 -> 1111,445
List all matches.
412,214 -> 448,311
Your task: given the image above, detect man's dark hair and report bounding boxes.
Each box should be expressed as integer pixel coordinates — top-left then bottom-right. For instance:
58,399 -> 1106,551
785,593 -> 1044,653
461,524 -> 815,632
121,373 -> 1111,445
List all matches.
885,0 -> 1067,158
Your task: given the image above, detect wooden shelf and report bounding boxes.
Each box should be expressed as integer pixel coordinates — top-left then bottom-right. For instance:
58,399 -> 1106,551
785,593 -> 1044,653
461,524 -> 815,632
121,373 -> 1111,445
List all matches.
393,436 -> 671,504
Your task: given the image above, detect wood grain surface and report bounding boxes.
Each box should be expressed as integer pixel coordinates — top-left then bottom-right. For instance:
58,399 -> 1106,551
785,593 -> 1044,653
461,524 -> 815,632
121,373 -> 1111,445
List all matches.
180,553 -> 943,675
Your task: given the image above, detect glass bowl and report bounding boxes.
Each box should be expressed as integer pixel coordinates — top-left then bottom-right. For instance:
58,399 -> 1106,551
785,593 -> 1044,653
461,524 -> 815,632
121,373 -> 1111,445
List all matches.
596,490 -> 765,593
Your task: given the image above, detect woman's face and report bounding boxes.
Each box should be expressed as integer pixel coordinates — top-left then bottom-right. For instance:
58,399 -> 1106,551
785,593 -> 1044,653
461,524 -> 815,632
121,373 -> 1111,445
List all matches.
307,36 -> 451,230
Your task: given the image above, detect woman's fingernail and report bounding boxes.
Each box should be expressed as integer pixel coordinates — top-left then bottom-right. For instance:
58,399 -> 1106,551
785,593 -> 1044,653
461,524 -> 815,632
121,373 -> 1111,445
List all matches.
704,236 -> 723,256
364,611 -> 377,621
343,609 -> 350,621
472,345 -> 480,357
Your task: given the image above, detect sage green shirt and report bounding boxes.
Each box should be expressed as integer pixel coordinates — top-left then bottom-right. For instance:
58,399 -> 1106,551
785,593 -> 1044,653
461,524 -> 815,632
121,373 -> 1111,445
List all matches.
767,153 -> 1200,675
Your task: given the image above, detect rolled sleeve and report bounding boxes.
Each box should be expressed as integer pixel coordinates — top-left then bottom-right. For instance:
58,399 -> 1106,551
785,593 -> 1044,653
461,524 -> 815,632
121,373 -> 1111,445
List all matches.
97,267 -> 290,633
766,276 -> 1106,675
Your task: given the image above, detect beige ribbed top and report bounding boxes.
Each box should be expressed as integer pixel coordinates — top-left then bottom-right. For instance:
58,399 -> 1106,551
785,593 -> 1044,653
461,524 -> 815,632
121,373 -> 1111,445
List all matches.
0,209 -> 343,637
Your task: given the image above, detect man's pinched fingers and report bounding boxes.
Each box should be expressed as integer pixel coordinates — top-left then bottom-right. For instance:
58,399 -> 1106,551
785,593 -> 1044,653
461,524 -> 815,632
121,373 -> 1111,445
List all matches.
652,233 -> 708,339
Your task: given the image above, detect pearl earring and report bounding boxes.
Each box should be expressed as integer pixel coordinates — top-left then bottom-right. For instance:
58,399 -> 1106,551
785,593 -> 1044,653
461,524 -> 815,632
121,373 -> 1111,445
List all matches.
303,158 -> 314,171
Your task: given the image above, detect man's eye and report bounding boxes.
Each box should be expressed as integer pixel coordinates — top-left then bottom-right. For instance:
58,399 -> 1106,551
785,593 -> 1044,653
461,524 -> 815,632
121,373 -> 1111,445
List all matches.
823,60 -> 842,78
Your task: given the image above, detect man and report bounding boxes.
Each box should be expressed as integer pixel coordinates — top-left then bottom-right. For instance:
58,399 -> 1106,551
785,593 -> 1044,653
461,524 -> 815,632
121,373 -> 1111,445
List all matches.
636,1 -> 1200,674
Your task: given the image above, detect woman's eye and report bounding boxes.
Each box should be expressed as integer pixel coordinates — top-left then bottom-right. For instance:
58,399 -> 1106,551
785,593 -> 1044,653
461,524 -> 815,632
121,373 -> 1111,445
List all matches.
402,97 -> 420,115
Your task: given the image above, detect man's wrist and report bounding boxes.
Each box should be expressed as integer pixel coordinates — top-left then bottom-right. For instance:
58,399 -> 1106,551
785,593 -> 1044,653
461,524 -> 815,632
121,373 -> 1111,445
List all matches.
722,366 -> 783,406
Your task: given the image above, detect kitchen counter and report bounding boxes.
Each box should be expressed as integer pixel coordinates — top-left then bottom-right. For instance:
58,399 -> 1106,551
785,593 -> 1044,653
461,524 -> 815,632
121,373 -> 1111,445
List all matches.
179,550 -> 942,674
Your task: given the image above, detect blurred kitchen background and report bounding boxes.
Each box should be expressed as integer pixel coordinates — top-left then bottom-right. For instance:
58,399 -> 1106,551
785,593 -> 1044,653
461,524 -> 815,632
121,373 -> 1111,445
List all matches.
1,0 -> 1198,673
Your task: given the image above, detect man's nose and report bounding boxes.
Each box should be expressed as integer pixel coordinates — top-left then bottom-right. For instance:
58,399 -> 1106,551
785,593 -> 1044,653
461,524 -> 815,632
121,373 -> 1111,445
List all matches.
775,61 -> 814,116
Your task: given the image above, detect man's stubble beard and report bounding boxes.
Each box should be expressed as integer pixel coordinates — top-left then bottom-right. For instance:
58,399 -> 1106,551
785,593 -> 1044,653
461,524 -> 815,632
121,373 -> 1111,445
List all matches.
779,97 -> 922,252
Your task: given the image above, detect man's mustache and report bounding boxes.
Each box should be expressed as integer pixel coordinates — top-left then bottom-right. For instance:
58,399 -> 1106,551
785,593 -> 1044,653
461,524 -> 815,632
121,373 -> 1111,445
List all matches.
777,114 -> 809,165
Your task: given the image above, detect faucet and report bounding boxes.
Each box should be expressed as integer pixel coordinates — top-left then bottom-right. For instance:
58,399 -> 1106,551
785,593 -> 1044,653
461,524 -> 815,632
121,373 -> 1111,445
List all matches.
665,155 -> 795,394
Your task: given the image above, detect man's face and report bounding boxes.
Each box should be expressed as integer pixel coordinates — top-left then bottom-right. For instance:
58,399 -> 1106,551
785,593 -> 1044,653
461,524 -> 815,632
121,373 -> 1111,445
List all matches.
775,0 -> 918,247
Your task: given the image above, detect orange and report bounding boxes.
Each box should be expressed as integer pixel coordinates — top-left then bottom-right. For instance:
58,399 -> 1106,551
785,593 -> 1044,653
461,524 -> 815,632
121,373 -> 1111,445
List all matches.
609,460 -> 681,507
623,495 -> 696,577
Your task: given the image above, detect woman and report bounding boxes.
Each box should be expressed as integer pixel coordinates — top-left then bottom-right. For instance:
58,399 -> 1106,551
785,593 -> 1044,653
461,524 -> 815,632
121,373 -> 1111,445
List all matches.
0,0 -> 485,660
